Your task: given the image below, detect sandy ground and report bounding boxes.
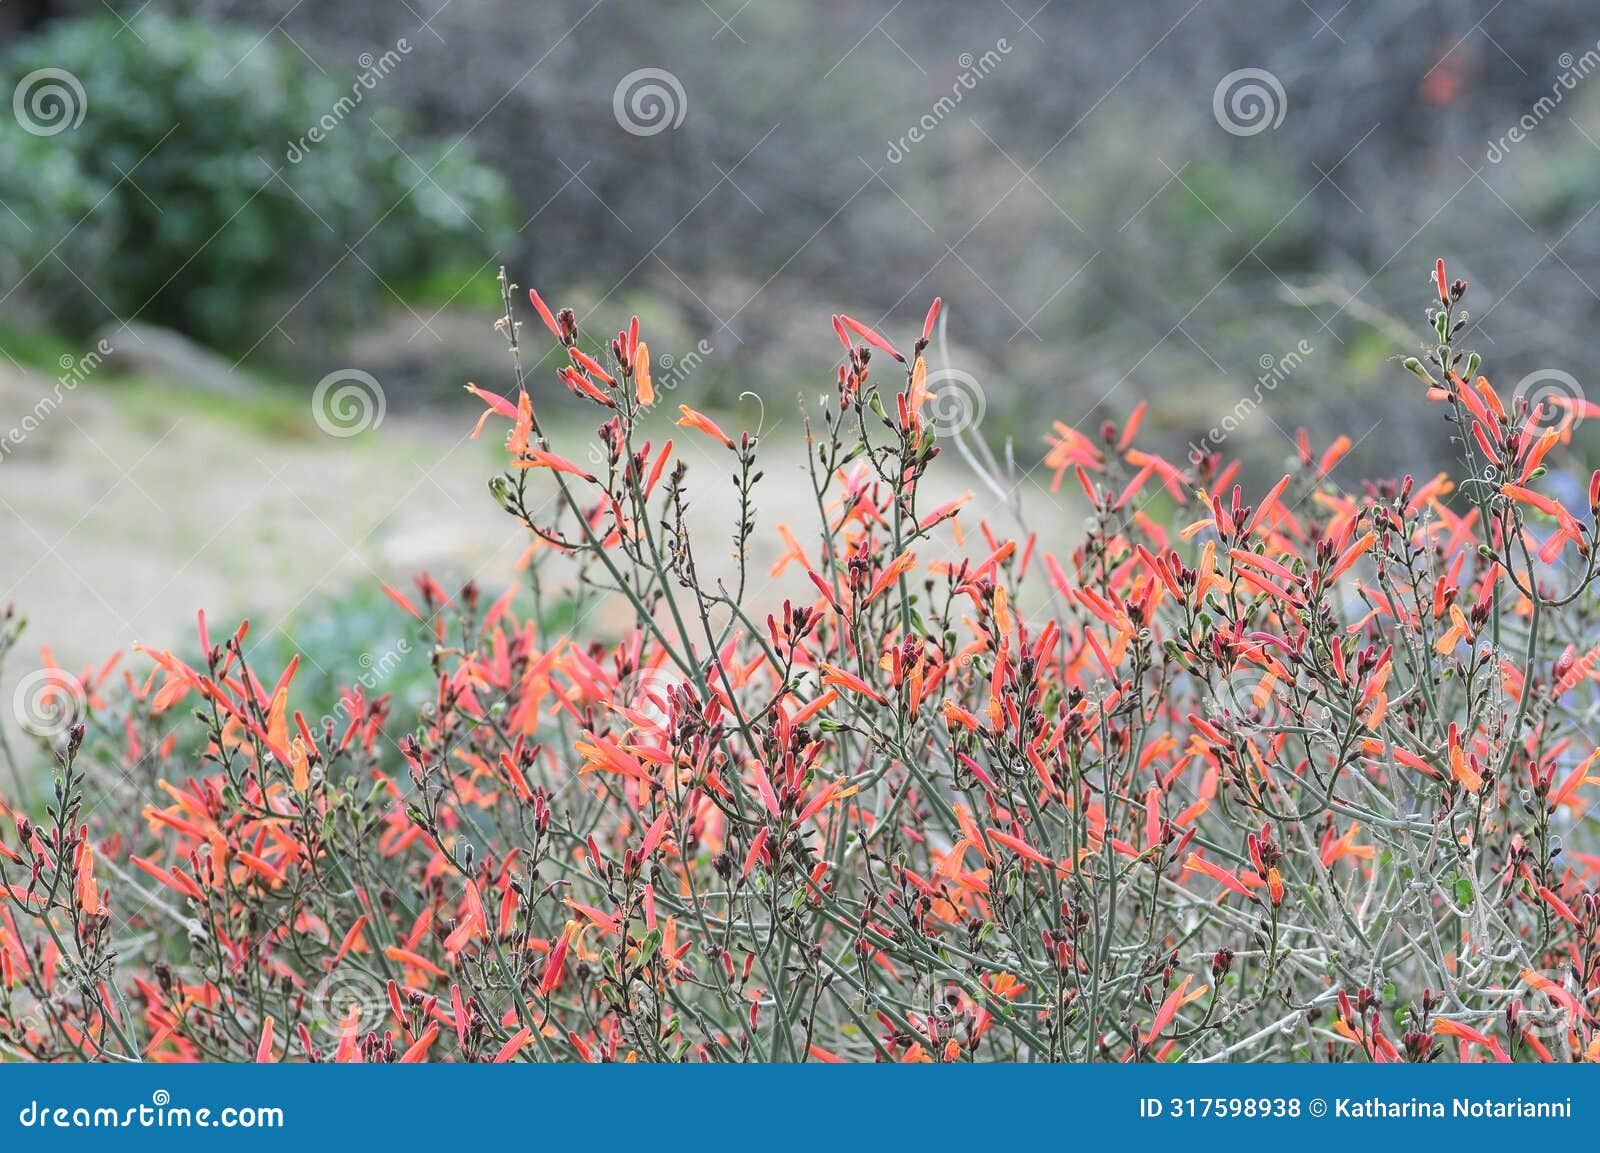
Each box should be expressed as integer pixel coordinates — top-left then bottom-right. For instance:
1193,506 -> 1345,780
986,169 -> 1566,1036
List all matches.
0,361 -> 1082,690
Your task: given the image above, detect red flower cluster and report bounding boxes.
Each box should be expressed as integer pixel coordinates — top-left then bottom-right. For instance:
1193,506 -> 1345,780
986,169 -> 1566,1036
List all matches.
2,262 -> 1599,1062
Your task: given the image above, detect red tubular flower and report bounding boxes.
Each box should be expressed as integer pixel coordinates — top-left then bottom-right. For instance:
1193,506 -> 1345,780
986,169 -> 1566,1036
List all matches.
1144,976 -> 1203,1045
838,314 -> 905,362
1183,853 -> 1257,900
528,287 -> 564,342
538,922 -> 575,996
399,1023 -> 440,1063
741,827 -> 771,878
569,347 -> 616,385
255,1016 -> 275,1063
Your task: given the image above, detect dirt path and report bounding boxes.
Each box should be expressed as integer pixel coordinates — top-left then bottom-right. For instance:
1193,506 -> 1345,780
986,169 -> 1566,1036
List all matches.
0,362 -> 1079,684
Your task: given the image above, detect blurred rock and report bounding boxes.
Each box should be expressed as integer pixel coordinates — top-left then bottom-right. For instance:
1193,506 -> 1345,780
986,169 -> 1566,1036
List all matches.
340,309 -> 513,406
96,323 -> 251,395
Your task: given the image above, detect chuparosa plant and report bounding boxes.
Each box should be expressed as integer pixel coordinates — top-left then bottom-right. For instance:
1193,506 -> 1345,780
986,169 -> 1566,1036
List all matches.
3,260 -> 1598,1063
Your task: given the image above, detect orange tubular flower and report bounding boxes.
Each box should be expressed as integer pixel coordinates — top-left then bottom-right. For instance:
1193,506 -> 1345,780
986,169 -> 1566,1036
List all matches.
569,347 -> 616,385
74,842 -> 101,915
1435,604 -> 1473,654
1182,853 -> 1257,901
1433,1017 -> 1508,1062
985,828 -> 1052,868
634,341 -> 655,406
399,1023 -> 441,1063
820,663 -> 887,704
1447,723 -> 1483,793
675,405 -> 734,448
465,383 -> 518,439
512,449 -> 597,481
384,945 -> 446,979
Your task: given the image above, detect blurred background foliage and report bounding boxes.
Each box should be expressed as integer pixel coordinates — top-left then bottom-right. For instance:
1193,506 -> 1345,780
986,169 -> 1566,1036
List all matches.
4,0 -> 1600,667
3,1 -> 1600,470
0,12 -> 512,348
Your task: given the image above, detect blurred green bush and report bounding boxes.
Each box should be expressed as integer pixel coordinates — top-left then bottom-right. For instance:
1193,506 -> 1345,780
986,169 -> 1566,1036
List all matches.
241,582 -> 434,740
0,14 -> 512,348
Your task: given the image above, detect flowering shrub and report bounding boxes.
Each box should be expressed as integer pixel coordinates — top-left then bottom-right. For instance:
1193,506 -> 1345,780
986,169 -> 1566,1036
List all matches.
0,14 -> 512,347
3,260 -> 1600,1063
